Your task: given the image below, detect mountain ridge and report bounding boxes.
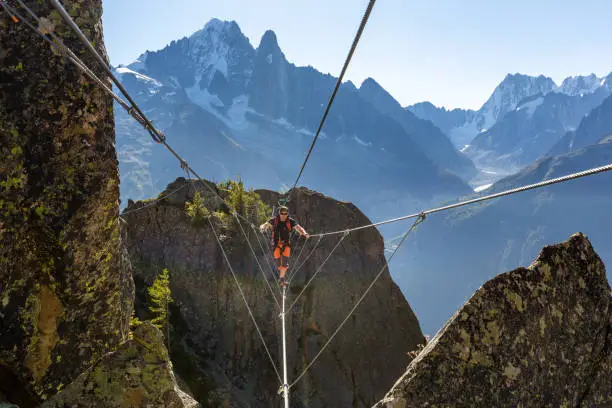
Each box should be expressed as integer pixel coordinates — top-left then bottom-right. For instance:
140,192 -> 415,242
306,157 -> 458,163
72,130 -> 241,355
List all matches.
408,72 -> 612,150
114,18 -> 472,223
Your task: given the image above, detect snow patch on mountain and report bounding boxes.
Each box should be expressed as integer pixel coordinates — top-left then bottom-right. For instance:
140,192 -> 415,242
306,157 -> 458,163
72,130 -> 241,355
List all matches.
126,53 -> 147,72
227,95 -> 249,130
186,77 -> 225,109
516,96 -> 544,117
115,66 -> 162,87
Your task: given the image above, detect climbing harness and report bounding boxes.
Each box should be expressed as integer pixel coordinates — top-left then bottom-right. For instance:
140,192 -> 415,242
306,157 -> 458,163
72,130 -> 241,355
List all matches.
272,216 -> 294,247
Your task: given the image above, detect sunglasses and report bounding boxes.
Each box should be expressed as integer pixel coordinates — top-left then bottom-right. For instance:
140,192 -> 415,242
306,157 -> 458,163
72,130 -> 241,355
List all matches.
280,212 -> 288,215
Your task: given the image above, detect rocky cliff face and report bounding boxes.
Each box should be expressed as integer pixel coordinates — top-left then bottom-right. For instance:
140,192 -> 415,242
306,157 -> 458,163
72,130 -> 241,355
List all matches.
0,1 -> 195,406
0,1 -> 133,403
375,233 -> 612,407
123,178 -> 425,407
41,322 -> 199,408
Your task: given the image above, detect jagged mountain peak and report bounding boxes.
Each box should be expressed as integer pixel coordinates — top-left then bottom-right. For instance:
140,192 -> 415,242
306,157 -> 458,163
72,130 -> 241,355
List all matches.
258,30 -> 281,53
360,77 -> 382,89
357,77 -> 477,180
359,77 -> 400,108
188,18 -> 251,55
410,101 -> 446,112
342,79 -> 358,92
476,73 -> 557,131
255,29 -> 288,67
558,72 -> 610,96
409,70 -> 612,150
192,18 -> 242,38
488,73 -> 556,100
187,18 -> 250,61
496,73 -> 558,92
502,72 -> 553,82
115,18 -> 474,194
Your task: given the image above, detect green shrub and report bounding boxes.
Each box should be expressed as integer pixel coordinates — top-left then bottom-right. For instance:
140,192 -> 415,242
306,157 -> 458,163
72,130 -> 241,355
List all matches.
147,268 -> 173,346
185,191 -> 211,227
218,178 -> 271,226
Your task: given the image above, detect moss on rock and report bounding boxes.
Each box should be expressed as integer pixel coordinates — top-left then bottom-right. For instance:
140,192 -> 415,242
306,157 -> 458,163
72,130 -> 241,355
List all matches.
0,0 -> 133,403
41,322 -> 199,408
375,233 -> 612,407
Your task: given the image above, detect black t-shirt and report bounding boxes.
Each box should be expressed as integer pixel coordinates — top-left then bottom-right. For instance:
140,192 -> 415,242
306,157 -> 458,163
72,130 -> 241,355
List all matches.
268,216 -> 297,243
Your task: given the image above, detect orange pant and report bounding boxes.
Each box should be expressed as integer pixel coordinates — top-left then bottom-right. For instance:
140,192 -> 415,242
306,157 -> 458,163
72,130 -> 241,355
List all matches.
273,243 -> 290,271
273,245 -> 290,259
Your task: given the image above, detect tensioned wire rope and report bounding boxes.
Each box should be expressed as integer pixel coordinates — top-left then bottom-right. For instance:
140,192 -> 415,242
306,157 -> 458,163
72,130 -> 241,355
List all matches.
26,0 -> 314,296
288,213 -> 426,389
4,0 -> 265,234
233,211 -> 282,309
287,232 -> 348,313
208,216 -> 283,384
179,166 -> 281,309
287,235 -> 324,283
284,234 -> 314,283
251,223 -> 284,288
311,163 -> 612,237
181,169 -> 283,382
289,0 -> 377,194
120,183 -> 189,216
1,1 -> 138,121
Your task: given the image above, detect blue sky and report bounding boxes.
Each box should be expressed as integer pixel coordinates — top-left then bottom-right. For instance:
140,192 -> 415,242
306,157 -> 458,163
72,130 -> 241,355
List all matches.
102,0 -> 612,110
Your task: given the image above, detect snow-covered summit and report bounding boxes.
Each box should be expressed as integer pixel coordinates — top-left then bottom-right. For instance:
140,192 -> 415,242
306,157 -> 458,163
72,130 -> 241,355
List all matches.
558,74 -> 602,96
478,73 -> 556,130
187,19 -> 252,80
410,71 -> 612,149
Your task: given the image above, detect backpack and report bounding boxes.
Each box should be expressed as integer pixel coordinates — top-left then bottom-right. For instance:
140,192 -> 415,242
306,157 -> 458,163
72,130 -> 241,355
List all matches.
272,216 -> 292,247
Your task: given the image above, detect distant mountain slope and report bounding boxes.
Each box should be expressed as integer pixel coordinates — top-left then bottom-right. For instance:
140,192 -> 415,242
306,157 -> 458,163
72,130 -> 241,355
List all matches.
408,72 -> 612,151
359,78 -> 476,180
464,88 -> 610,170
115,19 -> 472,220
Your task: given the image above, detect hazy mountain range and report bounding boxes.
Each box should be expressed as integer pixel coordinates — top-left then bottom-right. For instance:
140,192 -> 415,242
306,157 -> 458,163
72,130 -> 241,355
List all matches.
114,18 -> 612,334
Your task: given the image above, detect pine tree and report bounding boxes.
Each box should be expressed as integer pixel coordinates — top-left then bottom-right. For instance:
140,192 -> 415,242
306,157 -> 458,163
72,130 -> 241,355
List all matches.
185,190 -> 210,227
147,268 -> 173,346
